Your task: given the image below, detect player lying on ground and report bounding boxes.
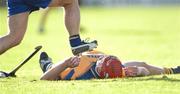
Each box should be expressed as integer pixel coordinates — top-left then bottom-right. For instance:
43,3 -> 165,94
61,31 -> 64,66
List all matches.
39,51 -> 180,80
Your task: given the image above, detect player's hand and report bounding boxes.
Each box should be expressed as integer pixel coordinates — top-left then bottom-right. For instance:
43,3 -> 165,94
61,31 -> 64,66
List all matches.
67,56 -> 80,68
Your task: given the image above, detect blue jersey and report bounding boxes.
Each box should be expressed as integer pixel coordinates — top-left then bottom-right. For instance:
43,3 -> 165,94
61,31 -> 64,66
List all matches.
7,0 -> 51,16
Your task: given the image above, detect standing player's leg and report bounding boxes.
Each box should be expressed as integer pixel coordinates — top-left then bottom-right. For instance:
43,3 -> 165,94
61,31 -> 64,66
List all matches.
38,8 -> 53,33
48,0 -> 98,55
0,12 -> 29,54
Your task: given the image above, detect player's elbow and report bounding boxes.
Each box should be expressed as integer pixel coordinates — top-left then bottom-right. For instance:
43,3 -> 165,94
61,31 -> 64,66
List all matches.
40,77 -> 52,81
40,75 -> 53,81
40,76 -> 49,80
40,75 -> 60,81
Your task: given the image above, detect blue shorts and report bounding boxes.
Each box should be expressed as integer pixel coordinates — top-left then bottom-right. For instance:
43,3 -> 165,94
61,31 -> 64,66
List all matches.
7,0 -> 52,16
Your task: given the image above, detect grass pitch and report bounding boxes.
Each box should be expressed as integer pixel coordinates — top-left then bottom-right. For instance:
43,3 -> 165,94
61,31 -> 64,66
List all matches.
0,6 -> 180,94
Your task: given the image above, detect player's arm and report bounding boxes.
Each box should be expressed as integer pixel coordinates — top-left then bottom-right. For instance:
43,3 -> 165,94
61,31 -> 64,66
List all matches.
123,61 -> 180,76
40,56 -> 80,80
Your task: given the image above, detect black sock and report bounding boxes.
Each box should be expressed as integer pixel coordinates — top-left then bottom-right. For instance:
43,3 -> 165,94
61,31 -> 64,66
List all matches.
69,35 -> 81,47
43,63 -> 52,73
171,66 -> 180,74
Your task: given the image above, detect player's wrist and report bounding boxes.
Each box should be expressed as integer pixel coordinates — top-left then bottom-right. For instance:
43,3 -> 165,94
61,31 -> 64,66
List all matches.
64,56 -> 79,68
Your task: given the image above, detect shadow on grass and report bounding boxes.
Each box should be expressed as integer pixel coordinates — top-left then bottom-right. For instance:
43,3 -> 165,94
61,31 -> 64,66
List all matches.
2,75 -> 179,83
120,75 -> 180,83
153,77 -> 180,82
87,75 -> 180,83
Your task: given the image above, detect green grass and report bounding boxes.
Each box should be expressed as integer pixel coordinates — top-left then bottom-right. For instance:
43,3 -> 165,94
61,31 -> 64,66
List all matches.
0,6 -> 180,94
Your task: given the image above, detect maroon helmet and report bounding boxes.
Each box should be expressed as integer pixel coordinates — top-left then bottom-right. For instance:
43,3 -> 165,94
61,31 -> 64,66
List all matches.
96,56 -> 124,78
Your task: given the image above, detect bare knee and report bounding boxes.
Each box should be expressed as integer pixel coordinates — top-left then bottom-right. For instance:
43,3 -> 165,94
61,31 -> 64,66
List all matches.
63,0 -> 73,4
8,32 -> 24,47
62,0 -> 78,8
49,0 -> 76,7
13,37 -> 22,46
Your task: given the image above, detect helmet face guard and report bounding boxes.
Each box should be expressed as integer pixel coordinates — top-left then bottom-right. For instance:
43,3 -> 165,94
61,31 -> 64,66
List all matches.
95,56 -> 123,78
